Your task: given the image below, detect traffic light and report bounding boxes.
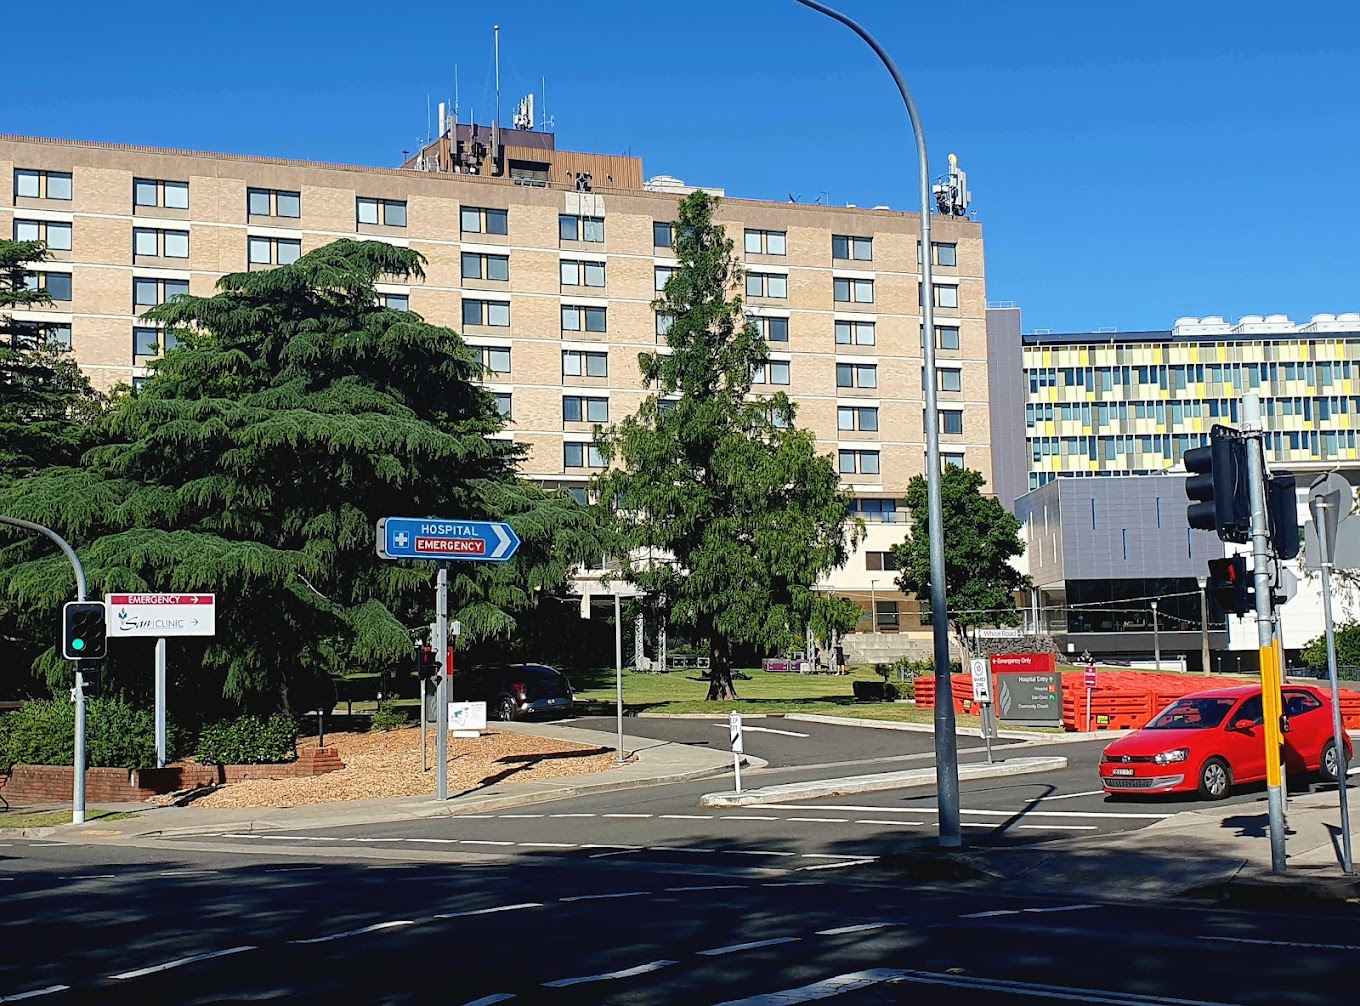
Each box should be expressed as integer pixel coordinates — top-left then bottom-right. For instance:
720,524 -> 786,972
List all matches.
415,644 -> 442,688
80,663 -> 101,699
1206,556 -> 1253,616
1268,475 -> 1301,560
62,601 -> 107,660
1184,425 -> 1250,543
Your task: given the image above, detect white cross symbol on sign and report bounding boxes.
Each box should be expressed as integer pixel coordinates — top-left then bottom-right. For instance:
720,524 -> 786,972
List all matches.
393,531 -> 410,548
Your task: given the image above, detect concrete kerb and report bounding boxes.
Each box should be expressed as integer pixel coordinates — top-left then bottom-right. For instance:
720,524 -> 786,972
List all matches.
700,755 -> 1068,808
784,713 -> 1133,744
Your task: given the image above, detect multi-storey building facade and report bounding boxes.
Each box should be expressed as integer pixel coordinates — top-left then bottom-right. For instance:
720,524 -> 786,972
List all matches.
986,311 -> 1360,503
2,128 -> 990,647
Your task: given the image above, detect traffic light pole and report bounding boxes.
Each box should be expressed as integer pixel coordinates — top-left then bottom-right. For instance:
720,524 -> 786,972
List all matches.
1311,491 -> 1353,873
435,561 -> 450,801
1242,394 -> 1287,873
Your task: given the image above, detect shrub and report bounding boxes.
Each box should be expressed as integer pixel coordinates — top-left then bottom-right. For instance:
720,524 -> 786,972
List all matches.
194,713 -> 297,765
369,705 -> 407,732
0,698 -> 174,772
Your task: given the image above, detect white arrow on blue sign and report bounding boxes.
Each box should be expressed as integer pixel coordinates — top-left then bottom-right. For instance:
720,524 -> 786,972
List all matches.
376,517 -> 521,562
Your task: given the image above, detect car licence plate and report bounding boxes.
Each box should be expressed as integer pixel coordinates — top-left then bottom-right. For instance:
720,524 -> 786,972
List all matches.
1112,767 -> 1134,776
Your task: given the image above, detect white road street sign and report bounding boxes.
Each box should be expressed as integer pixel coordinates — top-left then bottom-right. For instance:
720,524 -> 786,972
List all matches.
105,593 -> 216,637
970,658 -> 992,703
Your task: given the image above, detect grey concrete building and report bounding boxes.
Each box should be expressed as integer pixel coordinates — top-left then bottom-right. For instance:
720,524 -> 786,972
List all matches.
1015,475 -> 1229,670
985,303 -> 1027,512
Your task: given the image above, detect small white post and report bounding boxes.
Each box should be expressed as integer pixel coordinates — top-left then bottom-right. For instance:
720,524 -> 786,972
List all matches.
155,637 -> 167,768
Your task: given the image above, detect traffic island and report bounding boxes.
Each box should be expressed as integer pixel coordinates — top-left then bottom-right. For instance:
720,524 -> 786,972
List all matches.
698,756 -> 1067,807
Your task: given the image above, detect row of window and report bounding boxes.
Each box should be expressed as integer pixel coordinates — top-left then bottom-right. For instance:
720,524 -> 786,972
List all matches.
1028,393 -> 1360,430
1027,359 -> 1355,395
15,219 -> 304,268
736,273 -> 962,309
1031,427 -> 1360,467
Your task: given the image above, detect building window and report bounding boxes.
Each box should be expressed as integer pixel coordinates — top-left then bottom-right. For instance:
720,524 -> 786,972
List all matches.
865,550 -> 898,571
14,219 -> 72,251
835,320 -> 875,345
133,228 -> 190,259
752,316 -> 789,342
560,214 -> 604,243
462,252 -> 509,281
836,362 -> 877,389
654,265 -> 676,291
462,299 -> 510,327
653,221 -> 673,247
561,305 -> 607,333
460,206 -> 509,235
751,360 -> 791,386
746,272 -> 788,299
564,442 -> 606,469
563,396 -> 609,423
247,188 -> 300,218
942,452 -> 966,470
9,320 -> 72,350
875,601 -> 900,630
133,276 -> 188,308
656,313 -> 674,339
378,292 -> 409,311
838,406 -> 879,432
940,410 -> 964,435
852,498 -> 899,523
493,392 -> 512,418
938,368 -> 963,393
25,271 -> 73,302
469,345 -> 511,374
562,350 -> 608,377
923,283 -> 959,308
14,169 -> 71,201
833,234 -> 872,261
133,325 -> 178,359
838,450 -> 881,475
937,326 -> 960,350
356,197 -> 406,227
918,241 -> 958,267
134,178 -> 188,209
561,260 -> 606,288
744,229 -> 786,256
834,277 -> 874,304
248,236 -> 301,267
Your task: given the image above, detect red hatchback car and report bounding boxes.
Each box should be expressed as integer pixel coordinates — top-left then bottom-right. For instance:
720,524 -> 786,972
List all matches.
1099,684 -> 1352,800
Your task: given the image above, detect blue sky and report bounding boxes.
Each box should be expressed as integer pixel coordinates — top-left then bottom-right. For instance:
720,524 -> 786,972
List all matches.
7,0 -> 1358,333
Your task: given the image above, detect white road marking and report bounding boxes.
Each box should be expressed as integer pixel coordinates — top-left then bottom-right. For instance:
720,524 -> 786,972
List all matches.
1039,790 -> 1106,801
653,846 -> 718,854
713,724 -> 810,738
407,838 -> 456,844
499,814 -> 544,819
24,843 -> 65,848
786,817 -> 850,823
0,986 -> 70,1002
762,881 -> 819,887
60,874 -> 117,881
795,803 -> 1171,821
220,833 -> 263,839
712,968 -> 906,1004
516,842 -> 577,849
458,995 -> 516,1006
721,815 -> 779,821
664,884 -> 746,892
349,838 -> 394,843
729,850 -> 797,857
586,846 -> 643,858
699,937 -> 801,956
289,920 -> 414,944
266,867 -> 323,873
799,859 -> 876,871
543,960 -> 677,987
1017,824 -> 1099,831
459,840 -> 514,847
855,819 -> 924,826
661,814 -> 714,820
961,909 -> 1020,918
801,853 -> 868,860
1025,904 -> 1099,914
109,945 -> 255,980
561,891 -> 650,902
549,813 -> 596,818
458,814 -> 495,819
817,923 -> 891,935
885,967 -> 1241,1005
158,870 -> 217,877
435,903 -> 542,919
1201,935 -> 1360,951
603,813 -> 653,819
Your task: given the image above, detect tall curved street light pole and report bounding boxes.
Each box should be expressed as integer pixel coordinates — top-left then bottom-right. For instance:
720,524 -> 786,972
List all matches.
791,0 -> 961,847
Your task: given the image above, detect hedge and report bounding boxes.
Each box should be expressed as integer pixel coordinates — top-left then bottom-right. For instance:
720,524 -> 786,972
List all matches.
0,698 -> 175,772
193,714 -> 297,765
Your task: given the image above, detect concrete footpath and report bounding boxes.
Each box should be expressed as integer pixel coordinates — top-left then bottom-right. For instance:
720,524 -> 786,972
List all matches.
6,716 -> 1360,905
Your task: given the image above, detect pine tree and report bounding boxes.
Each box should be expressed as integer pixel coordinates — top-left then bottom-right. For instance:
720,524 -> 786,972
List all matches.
595,193 -> 861,700
0,240 -> 605,709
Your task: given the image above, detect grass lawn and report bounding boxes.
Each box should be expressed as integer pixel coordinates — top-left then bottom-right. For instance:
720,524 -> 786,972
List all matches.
0,809 -> 139,829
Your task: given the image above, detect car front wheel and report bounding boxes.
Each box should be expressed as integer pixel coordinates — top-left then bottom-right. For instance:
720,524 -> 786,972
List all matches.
1321,739 -> 1348,783
495,695 -> 518,722
1198,757 -> 1232,800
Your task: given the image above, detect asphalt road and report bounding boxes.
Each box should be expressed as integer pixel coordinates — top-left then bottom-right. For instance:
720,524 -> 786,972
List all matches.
2,836 -> 1356,1004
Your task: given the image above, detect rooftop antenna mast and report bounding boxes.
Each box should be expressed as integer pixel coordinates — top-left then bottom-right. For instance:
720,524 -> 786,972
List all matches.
494,25 -> 501,126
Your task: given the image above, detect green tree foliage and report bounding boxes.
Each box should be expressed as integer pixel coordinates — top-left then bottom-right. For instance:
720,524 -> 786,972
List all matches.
1300,622 -> 1360,672
0,241 -> 606,711
594,192 -> 862,700
891,464 -> 1029,656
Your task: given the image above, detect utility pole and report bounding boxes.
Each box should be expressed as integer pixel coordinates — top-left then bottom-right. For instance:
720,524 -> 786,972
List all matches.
1198,576 -> 1211,676
1310,478 -> 1353,873
1151,600 -> 1160,671
435,562 -> 449,801
1242,394 -> 1287,873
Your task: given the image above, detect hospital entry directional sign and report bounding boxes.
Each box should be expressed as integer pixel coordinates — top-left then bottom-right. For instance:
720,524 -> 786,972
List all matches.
377,517 -> 521,562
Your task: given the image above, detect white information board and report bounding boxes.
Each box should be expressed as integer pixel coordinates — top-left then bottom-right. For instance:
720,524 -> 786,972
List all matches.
970,657 -> 992,703
449,701 -> 487,731
106,593 -> 216,637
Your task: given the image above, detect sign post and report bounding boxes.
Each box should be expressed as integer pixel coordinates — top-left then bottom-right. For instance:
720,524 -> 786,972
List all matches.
1083,661 -> 1097,733
376,517 -> 521,801
729,711 -> 744,793
106,593 -> 216,769
970,658 -> 994,764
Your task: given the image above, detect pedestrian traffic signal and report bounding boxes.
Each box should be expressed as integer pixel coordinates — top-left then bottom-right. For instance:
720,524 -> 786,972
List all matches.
62,601 -> 107,660
415,643 -> 441,685
1184,425 -> 1250,543
1206,556 -> 1253,616
80,663 -> 101,699
1268,475 -> 1301,560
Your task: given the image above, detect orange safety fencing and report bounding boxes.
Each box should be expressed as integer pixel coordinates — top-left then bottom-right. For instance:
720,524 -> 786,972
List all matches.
913,668 -> 1360,731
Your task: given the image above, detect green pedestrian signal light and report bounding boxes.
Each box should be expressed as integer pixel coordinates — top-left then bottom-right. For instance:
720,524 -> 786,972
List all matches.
62,601 -> 108,661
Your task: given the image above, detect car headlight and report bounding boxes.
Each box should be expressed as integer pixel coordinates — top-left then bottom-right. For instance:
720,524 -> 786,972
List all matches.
1154,748 -> 1190,765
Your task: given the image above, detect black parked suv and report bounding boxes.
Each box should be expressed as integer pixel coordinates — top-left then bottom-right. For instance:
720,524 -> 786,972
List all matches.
453,663 -> 574,722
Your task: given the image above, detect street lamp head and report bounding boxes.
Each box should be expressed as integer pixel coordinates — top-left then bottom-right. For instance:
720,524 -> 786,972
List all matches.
1197,576 -> 1207,589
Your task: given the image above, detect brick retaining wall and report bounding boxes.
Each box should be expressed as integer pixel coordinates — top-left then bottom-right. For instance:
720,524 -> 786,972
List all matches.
4,747 -> 343,803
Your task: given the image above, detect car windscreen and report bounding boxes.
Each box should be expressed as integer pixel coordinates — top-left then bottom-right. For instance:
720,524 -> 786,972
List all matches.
1146,696 -> 1239,730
